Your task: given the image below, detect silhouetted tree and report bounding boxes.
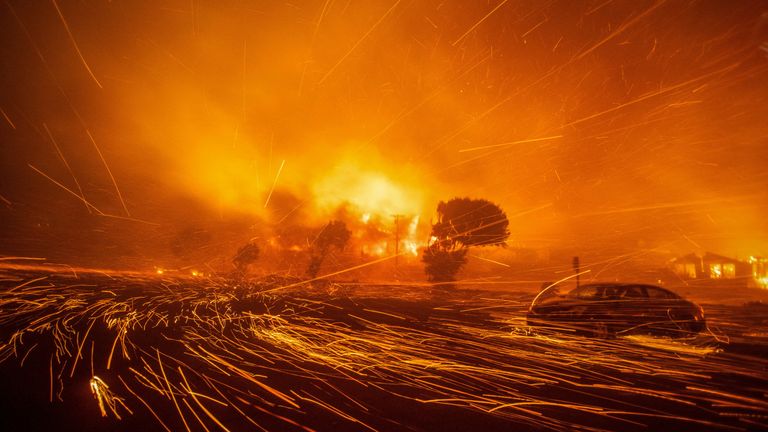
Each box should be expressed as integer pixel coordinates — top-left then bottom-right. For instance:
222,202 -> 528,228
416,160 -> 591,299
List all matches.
233,240 -> 260,275
423,197 -> 509,283
423,245 -> 467,283
307,220 -> 351,279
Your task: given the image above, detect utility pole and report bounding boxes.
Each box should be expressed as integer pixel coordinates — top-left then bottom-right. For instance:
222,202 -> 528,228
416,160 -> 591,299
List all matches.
572,256 -> 580,288
392,214 -> 404,272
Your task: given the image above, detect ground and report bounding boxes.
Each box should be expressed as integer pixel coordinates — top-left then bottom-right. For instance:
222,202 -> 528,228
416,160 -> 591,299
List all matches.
0,268 -> 767,432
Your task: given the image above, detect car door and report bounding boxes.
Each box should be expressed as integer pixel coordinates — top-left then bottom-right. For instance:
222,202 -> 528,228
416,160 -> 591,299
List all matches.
644,286 -> 689,331
562,285 -> 605,323
612,285 -> 650,330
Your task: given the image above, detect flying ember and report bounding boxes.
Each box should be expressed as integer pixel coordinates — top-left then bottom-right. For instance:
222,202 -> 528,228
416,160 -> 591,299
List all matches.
0,1 -> 767,431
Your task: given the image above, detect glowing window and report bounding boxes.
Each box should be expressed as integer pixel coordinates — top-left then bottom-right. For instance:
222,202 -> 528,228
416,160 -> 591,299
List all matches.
684,264 -> 697,279
675,263 -> 697,279
722,263 -> 736,279
710,264 -> 722,279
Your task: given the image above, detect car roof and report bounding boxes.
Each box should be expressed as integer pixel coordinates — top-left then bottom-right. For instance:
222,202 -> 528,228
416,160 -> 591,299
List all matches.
578,283 -> 661,288
570,283 -> 680,297
576,283 -> 671,291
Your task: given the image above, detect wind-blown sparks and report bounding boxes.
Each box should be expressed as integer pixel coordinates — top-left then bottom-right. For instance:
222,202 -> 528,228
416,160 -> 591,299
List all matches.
0,267 -> 765,431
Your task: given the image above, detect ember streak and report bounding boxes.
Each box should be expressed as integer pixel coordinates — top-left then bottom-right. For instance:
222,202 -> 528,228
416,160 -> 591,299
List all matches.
1,268 -> 767,431
0,0 -> 766,264
0,0 -> 767,431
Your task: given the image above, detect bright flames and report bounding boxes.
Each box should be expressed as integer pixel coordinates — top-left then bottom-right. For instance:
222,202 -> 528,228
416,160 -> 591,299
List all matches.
308,160 -> 427,259
311,163 -> 424,217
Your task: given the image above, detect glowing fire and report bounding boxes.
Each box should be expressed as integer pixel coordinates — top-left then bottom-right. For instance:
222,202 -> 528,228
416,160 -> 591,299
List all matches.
353,213 -> 422,258
311,163 -> 424,217
307,162 -> 427,258
167,147 -> 430,264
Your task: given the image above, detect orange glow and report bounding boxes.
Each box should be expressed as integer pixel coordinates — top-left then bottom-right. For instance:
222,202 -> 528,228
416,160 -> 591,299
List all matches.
403,240 -> 419,256
362,242 -> 388,257
311,162 -> 425,218
0,1 -> 765,273
1,3 -> 768,431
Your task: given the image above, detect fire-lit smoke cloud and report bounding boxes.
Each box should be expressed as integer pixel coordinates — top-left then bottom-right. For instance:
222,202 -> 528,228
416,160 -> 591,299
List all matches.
310,153 -> 426,217
0,1 -> 766,267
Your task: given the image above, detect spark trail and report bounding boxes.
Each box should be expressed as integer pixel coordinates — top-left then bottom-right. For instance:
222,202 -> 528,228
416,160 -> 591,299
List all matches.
51,0 -> 103,89
0,267 -> 766,431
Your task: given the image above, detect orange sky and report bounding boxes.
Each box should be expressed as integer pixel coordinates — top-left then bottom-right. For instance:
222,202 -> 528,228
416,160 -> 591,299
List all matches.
0,0 -> 766,266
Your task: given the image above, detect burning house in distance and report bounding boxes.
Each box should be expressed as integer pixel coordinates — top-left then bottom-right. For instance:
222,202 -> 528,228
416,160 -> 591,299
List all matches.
670,252 -> 768,289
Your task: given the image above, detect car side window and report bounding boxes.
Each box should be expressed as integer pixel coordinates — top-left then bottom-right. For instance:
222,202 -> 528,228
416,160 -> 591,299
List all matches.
646,287 -> 674,299
623,286 -> 647,298
603,286 -> 621,299
573,286 -> 601,299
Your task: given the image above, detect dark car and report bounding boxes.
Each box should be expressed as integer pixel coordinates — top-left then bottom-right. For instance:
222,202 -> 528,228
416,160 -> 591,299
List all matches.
527,283 -> 706,337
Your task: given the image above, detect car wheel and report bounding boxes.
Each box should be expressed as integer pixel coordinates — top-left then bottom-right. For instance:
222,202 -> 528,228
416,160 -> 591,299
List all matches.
671,315 -> 702,337
677,317 -> 705,335
593,322 -> 611,338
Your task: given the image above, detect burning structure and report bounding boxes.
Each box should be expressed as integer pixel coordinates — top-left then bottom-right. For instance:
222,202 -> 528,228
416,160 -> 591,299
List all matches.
670,252 -> 765,289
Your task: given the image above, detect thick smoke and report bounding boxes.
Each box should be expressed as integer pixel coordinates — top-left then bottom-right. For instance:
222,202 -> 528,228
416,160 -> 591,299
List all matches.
0,1 -> 766,270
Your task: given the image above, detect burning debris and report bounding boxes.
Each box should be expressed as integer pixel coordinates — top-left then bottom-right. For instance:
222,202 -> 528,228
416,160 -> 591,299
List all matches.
89,376 -> 132,420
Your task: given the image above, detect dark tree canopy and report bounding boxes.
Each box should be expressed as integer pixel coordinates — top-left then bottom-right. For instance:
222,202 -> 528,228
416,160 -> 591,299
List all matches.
432,198 -> 510,249
314,220 -> 351,254
307,220 -> 351,279
423,197 -> 509,284
422,245 -> 467,283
